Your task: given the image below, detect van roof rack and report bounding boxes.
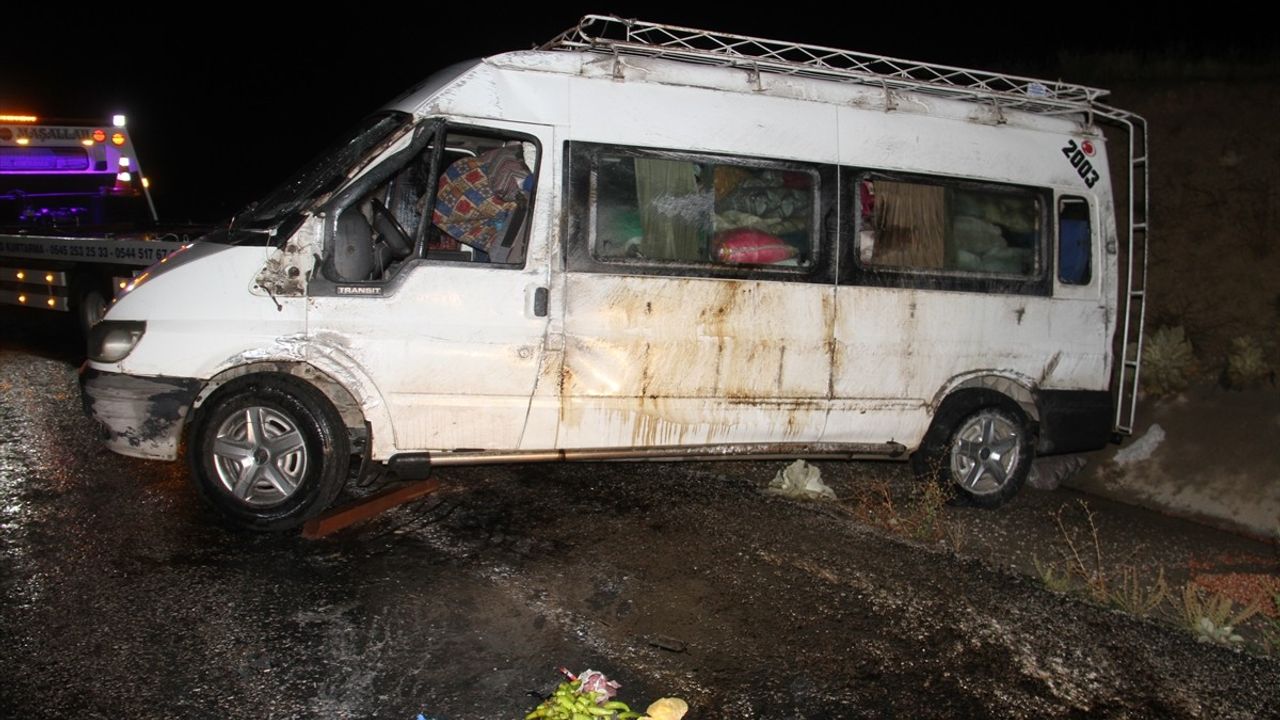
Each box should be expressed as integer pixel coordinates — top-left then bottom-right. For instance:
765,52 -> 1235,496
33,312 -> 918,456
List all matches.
542,15 -> 1109,116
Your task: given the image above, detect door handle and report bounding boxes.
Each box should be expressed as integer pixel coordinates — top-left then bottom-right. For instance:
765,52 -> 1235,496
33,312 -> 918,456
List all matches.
533,286 -> 549,317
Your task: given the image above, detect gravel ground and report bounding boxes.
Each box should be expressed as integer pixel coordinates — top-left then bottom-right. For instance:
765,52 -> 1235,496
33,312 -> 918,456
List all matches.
1,315 -> 1277,719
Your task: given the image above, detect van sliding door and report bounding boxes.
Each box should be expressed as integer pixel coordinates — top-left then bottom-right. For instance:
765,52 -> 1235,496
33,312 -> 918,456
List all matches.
556,141 -> 838,450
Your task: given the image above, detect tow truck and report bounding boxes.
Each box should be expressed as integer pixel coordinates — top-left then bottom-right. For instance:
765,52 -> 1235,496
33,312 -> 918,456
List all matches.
1,112 -> 205,333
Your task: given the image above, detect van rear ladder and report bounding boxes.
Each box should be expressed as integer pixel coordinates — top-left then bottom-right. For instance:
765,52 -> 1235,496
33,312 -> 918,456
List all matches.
1109,114 -> 1150,435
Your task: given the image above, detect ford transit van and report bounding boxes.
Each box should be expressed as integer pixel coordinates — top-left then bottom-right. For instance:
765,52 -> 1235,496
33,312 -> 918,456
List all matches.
81,16 -> 1150,529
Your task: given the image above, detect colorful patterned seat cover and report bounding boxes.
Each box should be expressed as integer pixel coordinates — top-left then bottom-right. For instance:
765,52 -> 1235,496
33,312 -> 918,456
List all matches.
432,146 -> 532,262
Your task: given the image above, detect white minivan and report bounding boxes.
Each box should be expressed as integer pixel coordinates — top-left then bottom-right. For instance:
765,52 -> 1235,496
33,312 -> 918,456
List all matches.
80,17 -> 1149,530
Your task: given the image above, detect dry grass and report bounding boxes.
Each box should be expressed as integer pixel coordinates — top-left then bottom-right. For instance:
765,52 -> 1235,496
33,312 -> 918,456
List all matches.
1033,556 -> 1073,594
844,478 -> 957,549
1178,584 -> 1265,645
1051,500 -> 1111,603
1110,566 -> 1170,617
1043,500 -> 1280,652
1048,501 -> 1170,616
1262,595 -> 1280,654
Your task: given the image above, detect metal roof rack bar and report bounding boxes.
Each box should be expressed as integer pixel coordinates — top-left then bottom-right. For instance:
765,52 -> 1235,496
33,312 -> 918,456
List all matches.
542,15 -> 1112,116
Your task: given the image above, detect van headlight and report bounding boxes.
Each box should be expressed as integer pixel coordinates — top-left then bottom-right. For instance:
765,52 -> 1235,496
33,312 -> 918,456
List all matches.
88,320 -> 147,363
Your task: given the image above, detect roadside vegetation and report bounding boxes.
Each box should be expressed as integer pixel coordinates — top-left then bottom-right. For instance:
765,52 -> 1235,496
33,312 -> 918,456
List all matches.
1034,501 -> 1279,655
832,475 -> 1280,658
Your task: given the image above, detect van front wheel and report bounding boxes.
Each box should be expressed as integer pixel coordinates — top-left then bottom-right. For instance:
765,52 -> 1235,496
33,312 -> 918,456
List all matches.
912,399 -> 1033,507
189,376 -> 349,531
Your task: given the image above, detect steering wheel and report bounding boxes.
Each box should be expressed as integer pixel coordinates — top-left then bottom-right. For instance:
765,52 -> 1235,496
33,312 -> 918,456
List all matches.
369,199 -> 413,257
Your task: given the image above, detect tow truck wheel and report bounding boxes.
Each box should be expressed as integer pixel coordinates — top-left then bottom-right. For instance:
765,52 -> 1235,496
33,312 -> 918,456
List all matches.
189,375 -> 350,531
77,288 -> 108,335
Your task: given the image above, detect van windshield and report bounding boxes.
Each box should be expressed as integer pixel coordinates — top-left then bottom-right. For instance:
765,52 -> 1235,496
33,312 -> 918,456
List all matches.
233,111 -> 412,231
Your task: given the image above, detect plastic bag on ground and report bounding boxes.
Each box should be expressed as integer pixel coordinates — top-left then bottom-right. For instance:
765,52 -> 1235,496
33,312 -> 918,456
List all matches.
766,459 -> 836,501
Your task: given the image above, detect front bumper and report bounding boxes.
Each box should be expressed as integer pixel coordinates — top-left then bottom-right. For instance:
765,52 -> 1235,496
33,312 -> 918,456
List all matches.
80,368 -> 201,461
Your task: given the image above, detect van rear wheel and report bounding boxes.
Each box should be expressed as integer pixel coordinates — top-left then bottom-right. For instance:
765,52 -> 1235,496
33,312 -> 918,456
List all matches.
912,394 -> 1033,507
946,407 -> 1028,501
189,376 -> 350,531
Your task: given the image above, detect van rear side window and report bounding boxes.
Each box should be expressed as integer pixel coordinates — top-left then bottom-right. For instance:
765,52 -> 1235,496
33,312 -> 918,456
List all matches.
1057,196 -> 1092,285
582,145 -> 819,270
856,175 -> 1042,277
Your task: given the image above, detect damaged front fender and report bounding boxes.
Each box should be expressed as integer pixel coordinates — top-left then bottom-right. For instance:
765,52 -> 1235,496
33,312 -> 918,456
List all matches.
80,368 -> 201,461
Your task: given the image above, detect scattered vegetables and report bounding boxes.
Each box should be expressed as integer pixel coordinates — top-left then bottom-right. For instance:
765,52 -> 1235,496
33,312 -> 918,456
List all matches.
525,669 -> 686,720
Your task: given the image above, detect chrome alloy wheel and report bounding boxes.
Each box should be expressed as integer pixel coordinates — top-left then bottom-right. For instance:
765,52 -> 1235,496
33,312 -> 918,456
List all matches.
211,406 -> 309,506
949,409 -> 1021,497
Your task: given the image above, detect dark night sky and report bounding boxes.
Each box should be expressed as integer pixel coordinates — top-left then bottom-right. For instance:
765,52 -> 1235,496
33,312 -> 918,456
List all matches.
4,6 -> 1273,222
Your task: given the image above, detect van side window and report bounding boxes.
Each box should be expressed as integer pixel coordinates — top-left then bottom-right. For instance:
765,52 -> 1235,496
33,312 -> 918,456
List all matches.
1057,196 -> 1091,285
324,127 -> 538,284
431,143 -> 535,264
581,145 -> 819,271
856,175 -> 1042,277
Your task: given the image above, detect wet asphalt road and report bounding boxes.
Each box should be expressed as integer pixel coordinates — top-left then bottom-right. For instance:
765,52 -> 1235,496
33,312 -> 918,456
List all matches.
1,313 -> 1278,719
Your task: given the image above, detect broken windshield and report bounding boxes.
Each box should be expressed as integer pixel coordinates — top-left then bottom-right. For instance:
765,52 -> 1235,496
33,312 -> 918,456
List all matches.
236,111 -> 412,229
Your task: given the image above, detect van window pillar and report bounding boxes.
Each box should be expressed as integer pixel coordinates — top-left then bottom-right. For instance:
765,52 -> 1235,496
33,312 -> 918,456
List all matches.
414,122 -> 449,259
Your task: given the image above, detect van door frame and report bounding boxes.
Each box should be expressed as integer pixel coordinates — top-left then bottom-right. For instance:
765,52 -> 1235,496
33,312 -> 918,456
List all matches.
304,117 -> 556,455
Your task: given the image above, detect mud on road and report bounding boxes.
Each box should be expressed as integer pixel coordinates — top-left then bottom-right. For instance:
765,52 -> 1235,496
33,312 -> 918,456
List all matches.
1,323 -> 1277,719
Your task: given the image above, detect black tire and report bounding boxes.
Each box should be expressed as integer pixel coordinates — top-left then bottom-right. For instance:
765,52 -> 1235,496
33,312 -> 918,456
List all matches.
911,391 -> 1034,508
188,375 -> 350,531
76,286 -> 108,337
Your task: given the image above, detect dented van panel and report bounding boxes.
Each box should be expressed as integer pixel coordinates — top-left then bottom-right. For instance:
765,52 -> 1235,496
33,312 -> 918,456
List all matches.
253,221 -> 320,297
81,370 -> 200,460
558,274 -> 835,448
832,288 -> 1107,393
97,243 -> 308,380
199,333 -> 398,452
